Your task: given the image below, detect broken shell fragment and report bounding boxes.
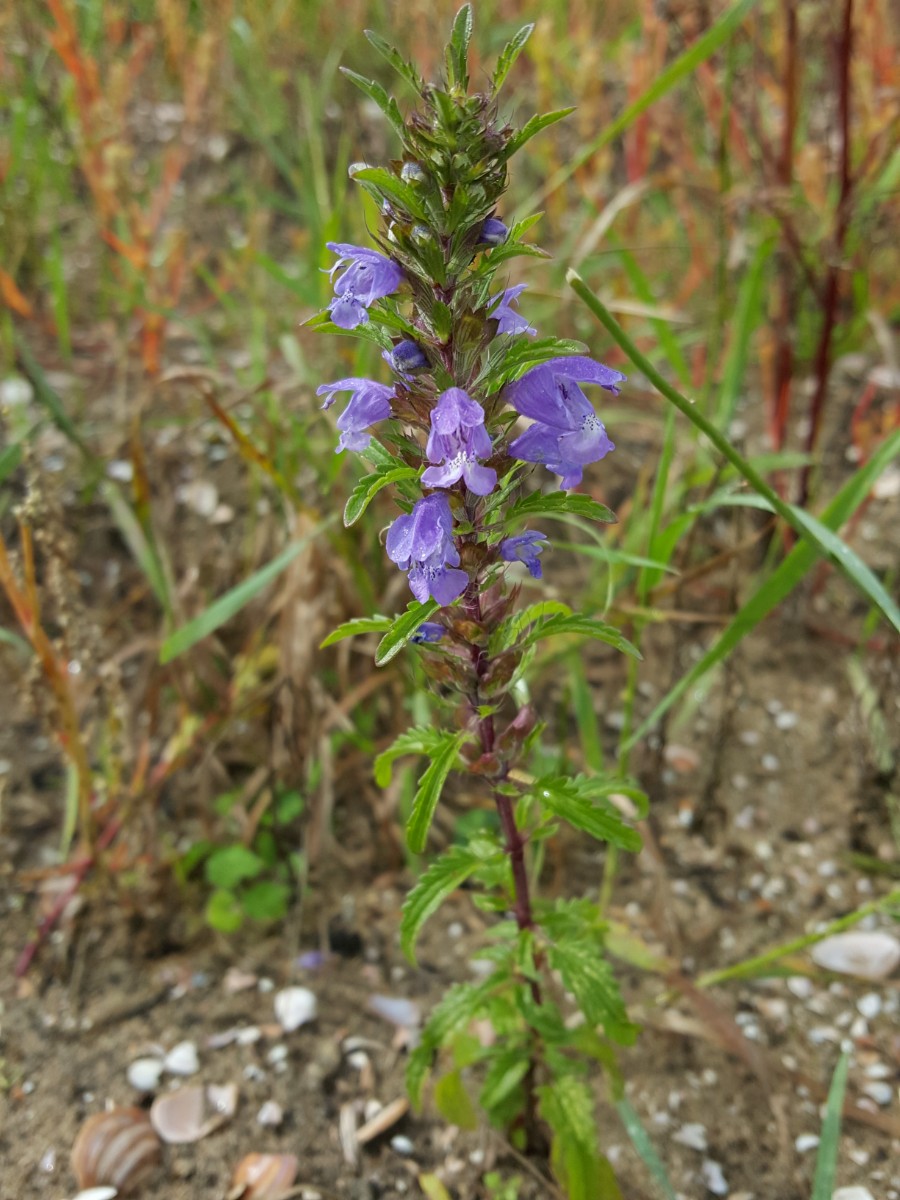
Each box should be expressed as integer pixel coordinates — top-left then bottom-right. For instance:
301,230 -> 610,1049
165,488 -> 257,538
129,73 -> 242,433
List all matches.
164,1041 -> 200,1076
230,1153 -> 299,1199
150,1083 -> 238,1144
71,1108 -> 162,1194
811,932 -> 900,980
256,1100 -> 284,1127
274,986 -> 317,1032
73,1189 -> 120,1200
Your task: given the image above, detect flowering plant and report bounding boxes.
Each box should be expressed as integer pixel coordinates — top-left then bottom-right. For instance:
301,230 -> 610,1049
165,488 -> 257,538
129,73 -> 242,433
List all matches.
316,8 -> 646,1191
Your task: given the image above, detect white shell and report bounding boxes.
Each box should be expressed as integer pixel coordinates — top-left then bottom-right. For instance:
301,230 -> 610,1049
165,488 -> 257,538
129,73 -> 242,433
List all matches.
811,931 -> 900,980
833,1190 -> 876,1200
367,994 -> 420,1029
73,1190 -> 119,1200
150,1082 -> 239,1144
163,1041 -> 199,1076
126,1058 -> 163,1092
274,986 -> 317,1031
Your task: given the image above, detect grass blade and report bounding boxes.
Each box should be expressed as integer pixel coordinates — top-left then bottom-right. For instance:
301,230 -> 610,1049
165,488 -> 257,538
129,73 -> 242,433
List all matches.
811,1052 -> 850,1200
615,1098 -> 677,1200
568,272 -> 900,637
515,0 -> 761,216
160,517 -> 335,664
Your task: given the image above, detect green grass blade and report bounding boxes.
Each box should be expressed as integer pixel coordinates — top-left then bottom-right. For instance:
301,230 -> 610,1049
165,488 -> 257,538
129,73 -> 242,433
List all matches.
615,1099 -> 677,1200
160,517 -> 335,664
568,273 -> 900,636
102,481 -> 174,621
515,0 -> 761,217
715,237 -> 775,429
623,428 -> 900,750
811,1052 -> 850,1200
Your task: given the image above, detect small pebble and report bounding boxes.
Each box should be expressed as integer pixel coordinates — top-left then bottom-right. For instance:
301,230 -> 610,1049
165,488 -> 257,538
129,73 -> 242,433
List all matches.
700,1159 -> 728,1195
858,993 -> 882,1019
787,976 -> 813,999
811,931 -> 900,979
761,754 -> 779,771
274,986 -> 317,1031
127,1057 -> 164,1091
164,1041 -> 200,1076
861,1081 -> 894,1106
774,711 -> 799,730
257,1100 -> 284,1127
390,1135 -> 415,1156
795,1133 -> 820,1153
832,1189 -> 876,1200
673,1122 -> 707,1151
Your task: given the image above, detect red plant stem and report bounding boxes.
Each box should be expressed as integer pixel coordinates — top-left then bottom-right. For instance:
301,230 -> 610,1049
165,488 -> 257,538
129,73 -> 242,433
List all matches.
14,816 -> 121,977
770,0 -> 799,455
798,0 -> 855,507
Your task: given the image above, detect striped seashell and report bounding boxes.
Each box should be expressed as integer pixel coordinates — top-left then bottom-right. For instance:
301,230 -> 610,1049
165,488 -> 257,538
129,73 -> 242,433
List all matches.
230,1153 -> 299,1199
71,1107 -> 162,1195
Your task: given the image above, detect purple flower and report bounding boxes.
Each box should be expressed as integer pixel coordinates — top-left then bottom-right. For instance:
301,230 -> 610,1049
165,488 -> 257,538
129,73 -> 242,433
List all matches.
316,377 -> 394,453
421,387 -> 498,497
383,339 -> 428,377
500,531 -> 548,579
386,493 -> 468,606
489,285 -> 536,337
326,242 -> 404,330
480,218 -> 509,245
411,621 -> 444,644
506,355 -> 624,489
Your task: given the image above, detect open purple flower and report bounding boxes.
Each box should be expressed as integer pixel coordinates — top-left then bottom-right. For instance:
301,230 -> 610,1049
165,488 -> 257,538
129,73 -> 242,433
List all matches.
317,377 -> 394,453
480,217 -> 509,245
326,242 -> 404,330
506,355 -> 624,489
500,531 -> 548,579
386,493 -> 468,605
489,285 -> 536,337
421,387 -> 498,497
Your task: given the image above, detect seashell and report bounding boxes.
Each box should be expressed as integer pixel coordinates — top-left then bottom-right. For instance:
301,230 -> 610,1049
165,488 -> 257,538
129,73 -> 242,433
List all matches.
811,931 -> 900,980
73,1189 -> 119,1200
71,1108 -> 161,1195
230,1153 -> 299,1199
163,1040 -> 199,1076
273,986 -> 317,1032
150,1082 -> 239,1144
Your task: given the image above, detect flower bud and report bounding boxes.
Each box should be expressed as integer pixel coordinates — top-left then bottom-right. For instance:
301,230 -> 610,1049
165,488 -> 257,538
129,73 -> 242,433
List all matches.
388,340 -> 429,373
480,217 -> 508,245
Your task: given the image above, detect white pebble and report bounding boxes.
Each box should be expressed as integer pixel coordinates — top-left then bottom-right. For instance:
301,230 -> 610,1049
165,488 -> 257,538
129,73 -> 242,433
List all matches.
257,1100 -> 284,1127
858,993 -> 882,1019
390,1135 -> 415,1156
73,1190 -> 120,1200
274,986 -> 317,1031
761,754 -> 779,771
701,1159 -> 728,1195
795,1133 -> 820,1152
775,711 -> 798,730
127,1057 -> 164,1091
833,1189 -> 876,1200
164,1041 -> 199,1076
862,1081 -> 894,1106
673,1122 -> 707,1151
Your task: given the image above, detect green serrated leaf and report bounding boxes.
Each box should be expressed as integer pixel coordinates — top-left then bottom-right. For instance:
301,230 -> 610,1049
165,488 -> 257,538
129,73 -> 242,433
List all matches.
242,880 -> 291,922
343,465 -> 418,526
407,977 -> 498,1108
521,613 -> 641,660
492,23 -> 534,93
434,1068 -> 479,1129
320,615 -> 394,649
340,68 -> 406,141
479,1047 -> 530,1111
374,725 -> 447,788
407,731 -> 471,853
351,165 -> 428,221
489,600 -> 572,655
534,776 -> 643,853
375,599 -> 443,666
205,888 -> 244,933
447,4 -> 474,88
549,940 -> 634,1041
505,107 -> 575,157
363,29 -> 424,93
400,844 -> 484,961
539,1075 -> 604,1200
507,490 -> 617,525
